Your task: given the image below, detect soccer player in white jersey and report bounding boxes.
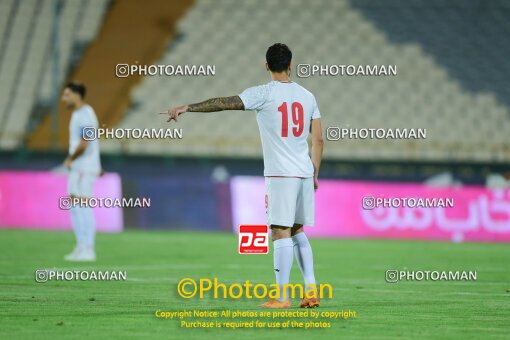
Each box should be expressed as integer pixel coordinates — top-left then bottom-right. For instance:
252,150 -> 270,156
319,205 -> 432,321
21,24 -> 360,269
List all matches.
161,43 -> 324,308
61,82 -> 102,262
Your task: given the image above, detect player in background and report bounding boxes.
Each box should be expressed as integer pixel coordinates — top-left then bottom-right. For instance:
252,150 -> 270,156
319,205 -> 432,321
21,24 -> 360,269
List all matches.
61,82 -> 102,261
161,43 -> 324,309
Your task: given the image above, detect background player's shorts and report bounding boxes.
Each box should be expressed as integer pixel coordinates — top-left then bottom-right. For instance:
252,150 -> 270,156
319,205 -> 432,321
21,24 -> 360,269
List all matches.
68,171 -> 97,197
265,177 -> 314,227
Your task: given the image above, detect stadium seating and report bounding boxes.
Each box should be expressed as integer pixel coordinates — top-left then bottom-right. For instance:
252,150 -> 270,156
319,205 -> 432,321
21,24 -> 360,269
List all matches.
1,0 -> 509,162
25,0 -> 194,151
100,0 -> 510,161
0,0 -> 109,149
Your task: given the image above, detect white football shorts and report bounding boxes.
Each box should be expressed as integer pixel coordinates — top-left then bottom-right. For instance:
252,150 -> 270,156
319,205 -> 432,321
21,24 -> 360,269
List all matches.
68,170 -> 97,197
265,177 -> 315,227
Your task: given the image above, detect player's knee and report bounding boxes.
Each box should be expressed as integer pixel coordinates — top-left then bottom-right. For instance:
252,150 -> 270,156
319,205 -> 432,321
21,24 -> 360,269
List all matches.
291,224 -> 304,236
69,195 -> 90,207
271,225 -> 291,240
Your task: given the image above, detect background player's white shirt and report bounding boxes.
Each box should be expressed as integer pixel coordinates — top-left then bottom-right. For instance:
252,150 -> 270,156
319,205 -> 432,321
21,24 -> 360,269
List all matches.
239,81 -> 321,178
69,104 -> 101,174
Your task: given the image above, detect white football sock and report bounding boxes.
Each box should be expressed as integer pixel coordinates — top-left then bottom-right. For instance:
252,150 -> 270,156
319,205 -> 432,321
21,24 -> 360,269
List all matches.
69,206 -> 84,247
273,238 -> 294,301
292,233 -> 317,291
80,207 -> 96,248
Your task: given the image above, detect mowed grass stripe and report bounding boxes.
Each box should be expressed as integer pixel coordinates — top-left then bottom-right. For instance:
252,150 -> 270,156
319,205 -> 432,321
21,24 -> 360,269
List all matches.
0,229 -> 509,339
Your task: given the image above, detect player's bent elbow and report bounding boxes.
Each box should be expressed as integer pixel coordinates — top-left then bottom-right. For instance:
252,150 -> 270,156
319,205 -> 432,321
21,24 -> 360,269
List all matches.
312,136 -> 324,147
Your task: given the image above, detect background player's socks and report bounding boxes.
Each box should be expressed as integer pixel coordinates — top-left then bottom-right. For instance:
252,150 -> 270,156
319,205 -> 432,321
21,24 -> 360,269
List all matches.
273,238 -> 294,301
69,206 -> 85,249
65,206 -> 86,260
81,206 -> 96,251
292,233 -> 317,292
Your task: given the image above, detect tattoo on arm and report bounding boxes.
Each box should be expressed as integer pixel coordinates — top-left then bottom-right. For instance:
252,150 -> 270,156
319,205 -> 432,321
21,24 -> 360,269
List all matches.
187,96 -> 244,112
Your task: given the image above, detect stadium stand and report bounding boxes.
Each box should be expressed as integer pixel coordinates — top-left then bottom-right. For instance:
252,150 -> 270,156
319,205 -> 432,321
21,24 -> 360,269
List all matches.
351,0 -> 510,109
100,0 -> 510,162
26,0 -> 194,150
0,0 -> 109,149
1,0 -> 509,162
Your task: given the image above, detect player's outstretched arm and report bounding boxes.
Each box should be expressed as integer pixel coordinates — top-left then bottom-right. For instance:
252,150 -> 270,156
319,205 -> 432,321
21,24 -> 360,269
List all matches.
160,96 -> 245,122
311,118 -> 324,191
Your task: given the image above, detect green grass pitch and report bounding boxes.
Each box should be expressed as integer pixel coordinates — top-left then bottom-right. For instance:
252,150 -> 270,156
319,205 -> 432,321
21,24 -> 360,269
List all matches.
1,229 -> 509,339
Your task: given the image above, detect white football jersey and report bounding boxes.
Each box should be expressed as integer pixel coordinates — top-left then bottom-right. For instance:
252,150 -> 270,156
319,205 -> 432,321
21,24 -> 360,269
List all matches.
239,81 -> 321,178
69,104 -> 101,174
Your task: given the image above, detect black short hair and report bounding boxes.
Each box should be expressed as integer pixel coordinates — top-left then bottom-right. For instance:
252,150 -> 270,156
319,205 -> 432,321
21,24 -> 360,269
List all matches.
65,82 -> 86,99
266,43 -> 292,73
